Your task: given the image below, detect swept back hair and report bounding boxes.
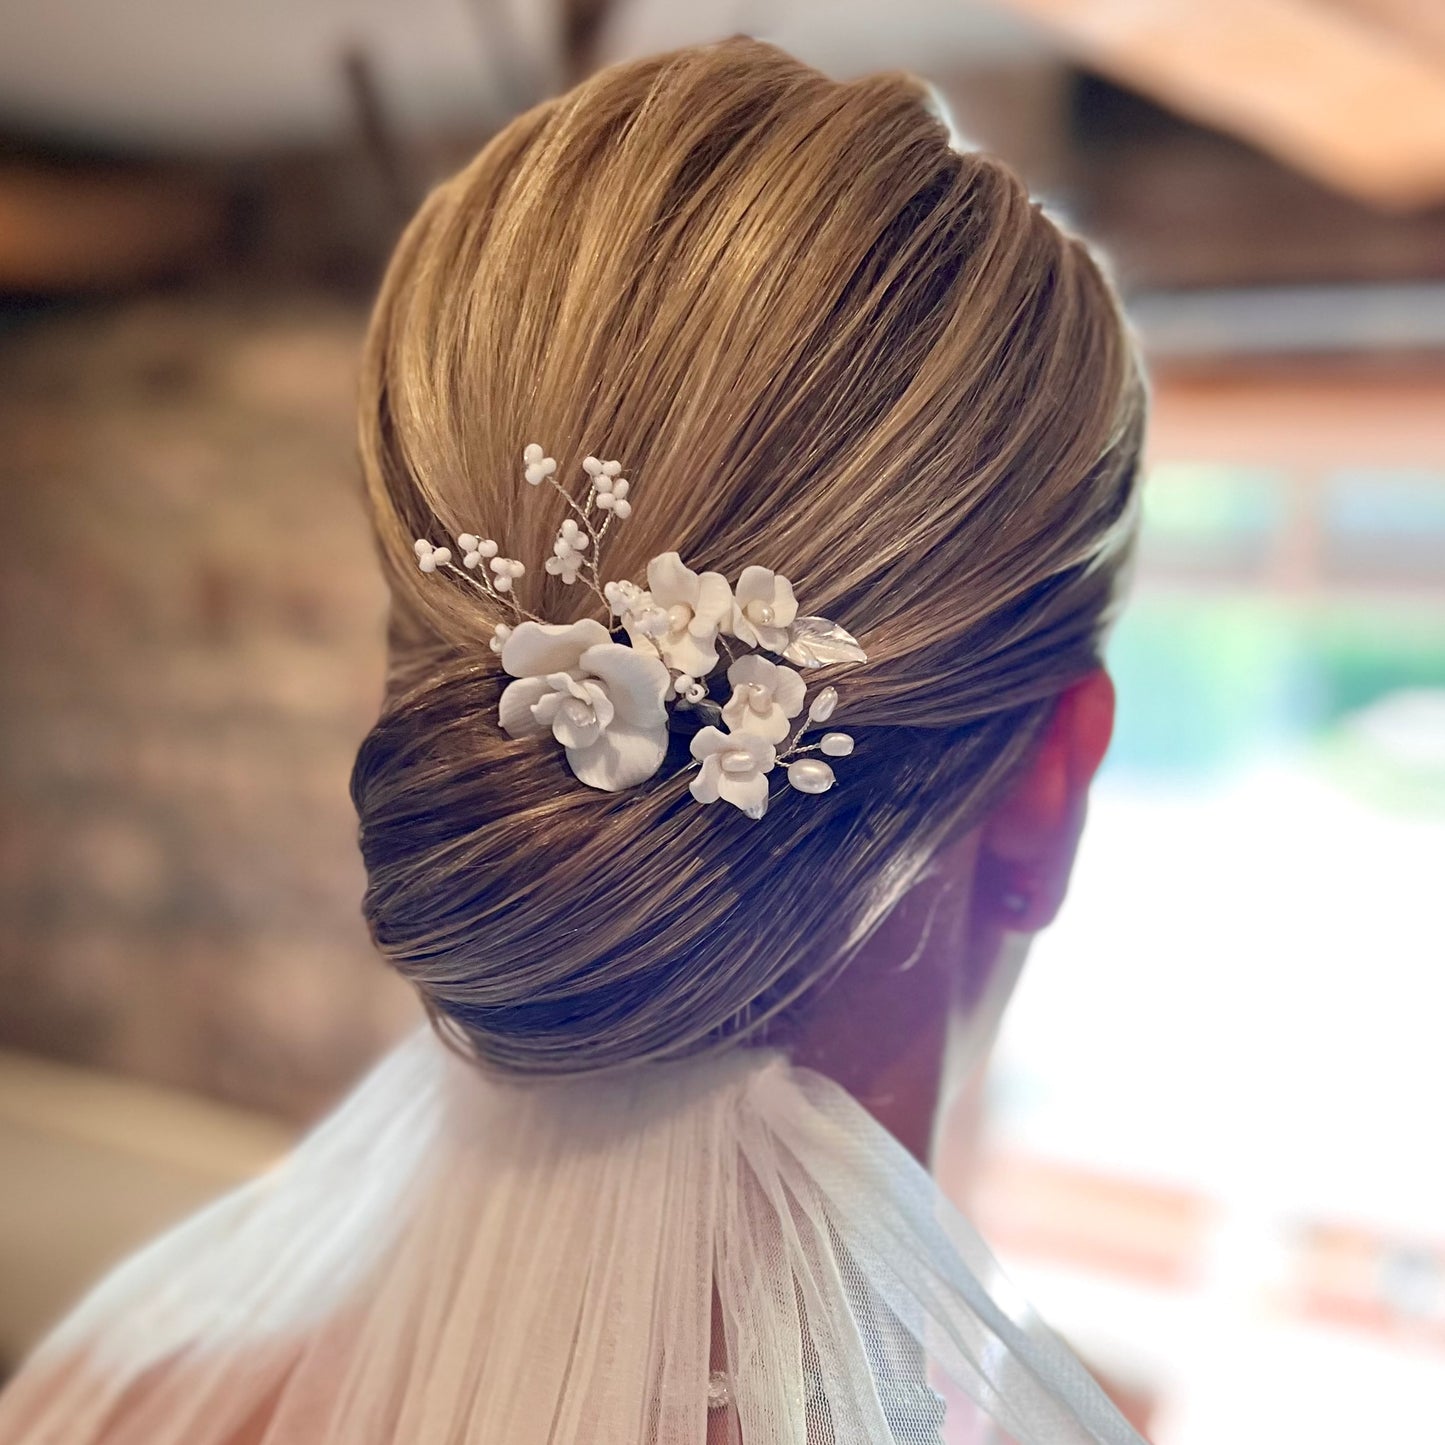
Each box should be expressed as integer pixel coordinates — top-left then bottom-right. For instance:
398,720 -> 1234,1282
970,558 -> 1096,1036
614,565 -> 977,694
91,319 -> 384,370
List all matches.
351,37 -> 1146,1074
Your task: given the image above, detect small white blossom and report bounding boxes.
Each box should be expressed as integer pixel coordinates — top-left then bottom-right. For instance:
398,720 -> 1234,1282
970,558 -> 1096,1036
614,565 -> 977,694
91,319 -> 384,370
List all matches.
413,539 -> 452,573
457,533 -> 499,569
586,457 -> 632,519
721,655 -> 806,745
729,565 -> 799,653
689,726 -> 776,820
489,556 -> 526,593
523,443 -> 557,486
545,519 -> 590,584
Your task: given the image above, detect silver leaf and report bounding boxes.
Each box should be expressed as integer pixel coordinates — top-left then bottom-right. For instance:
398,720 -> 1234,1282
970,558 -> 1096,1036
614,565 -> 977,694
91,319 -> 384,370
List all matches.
781,616 -> 869,668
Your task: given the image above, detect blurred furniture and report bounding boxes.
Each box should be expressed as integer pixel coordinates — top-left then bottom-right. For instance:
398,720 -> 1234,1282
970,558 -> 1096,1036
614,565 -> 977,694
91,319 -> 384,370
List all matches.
0,164 -> 224,292
0,1048 -> 293,1369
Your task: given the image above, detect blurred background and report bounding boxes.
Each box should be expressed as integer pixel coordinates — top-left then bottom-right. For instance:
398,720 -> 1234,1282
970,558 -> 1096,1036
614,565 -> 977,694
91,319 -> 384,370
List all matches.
1,1 -> 1442,1439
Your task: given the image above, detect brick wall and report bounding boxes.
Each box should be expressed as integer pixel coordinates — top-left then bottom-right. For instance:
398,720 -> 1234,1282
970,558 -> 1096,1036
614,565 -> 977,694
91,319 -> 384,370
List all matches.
0,292 -> 419,1120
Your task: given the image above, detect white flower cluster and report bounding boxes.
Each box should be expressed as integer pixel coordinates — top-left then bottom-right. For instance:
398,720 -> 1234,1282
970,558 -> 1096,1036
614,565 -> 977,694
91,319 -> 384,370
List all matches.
412,443 -> 867,819
583,456 -> 632,518
544,519 -> 590,585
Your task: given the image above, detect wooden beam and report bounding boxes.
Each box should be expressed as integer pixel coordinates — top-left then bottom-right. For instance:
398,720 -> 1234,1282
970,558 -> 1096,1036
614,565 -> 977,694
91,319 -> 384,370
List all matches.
1003,0 -> 1445,211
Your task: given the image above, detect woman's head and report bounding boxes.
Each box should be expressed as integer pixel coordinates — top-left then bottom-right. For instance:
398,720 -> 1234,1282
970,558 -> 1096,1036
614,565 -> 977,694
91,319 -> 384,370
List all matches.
351,38 -> 1145,1075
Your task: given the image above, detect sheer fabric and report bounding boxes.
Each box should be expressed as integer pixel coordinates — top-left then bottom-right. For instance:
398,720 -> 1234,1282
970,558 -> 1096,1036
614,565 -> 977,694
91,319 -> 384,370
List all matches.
0,1028 -> 1145,1444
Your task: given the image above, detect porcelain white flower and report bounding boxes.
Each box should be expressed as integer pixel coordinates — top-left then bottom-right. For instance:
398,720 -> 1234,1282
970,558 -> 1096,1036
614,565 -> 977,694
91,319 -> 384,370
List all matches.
729,565 -> 798,653
629,552 -> 733,677
497,619 -> 670,791
721,654 -> 806,745
688,726 -> 777,820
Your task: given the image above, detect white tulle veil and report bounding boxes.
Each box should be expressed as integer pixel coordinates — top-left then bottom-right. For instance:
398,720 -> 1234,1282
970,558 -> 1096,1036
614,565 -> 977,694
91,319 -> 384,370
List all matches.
0,922 -> 1146,1445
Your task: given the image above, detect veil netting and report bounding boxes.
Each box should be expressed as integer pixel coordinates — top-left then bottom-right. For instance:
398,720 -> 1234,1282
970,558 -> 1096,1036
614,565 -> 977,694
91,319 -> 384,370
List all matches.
0,1001 -> 1150,1445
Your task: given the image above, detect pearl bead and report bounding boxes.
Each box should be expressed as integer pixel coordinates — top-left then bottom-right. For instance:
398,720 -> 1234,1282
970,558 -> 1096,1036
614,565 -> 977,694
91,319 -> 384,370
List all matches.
457,533 -> 479,552
787,759 -> 835,794
820,732 -> 853,757
480,540 -> 498,558
807,686 -> 838,722
667,604 -> 691,633
721,750 -> 755,775
414,538 -> 432,557
431,548 -> 451,566
747,682 -> 770,715
523,443 -> 543,464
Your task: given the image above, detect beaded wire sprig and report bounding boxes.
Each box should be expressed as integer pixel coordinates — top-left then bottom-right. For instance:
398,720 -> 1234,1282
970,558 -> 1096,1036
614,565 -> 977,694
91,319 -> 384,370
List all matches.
412,444 -> 867,820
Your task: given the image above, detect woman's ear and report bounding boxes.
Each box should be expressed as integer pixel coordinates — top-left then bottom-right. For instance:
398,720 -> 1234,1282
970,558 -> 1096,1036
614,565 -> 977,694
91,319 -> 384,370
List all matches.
975,670 -> 1115,932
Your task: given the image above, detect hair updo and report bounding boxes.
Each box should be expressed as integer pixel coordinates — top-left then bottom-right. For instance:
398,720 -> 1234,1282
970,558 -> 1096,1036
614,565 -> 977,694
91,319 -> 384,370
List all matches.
350,37 -> 1146,1075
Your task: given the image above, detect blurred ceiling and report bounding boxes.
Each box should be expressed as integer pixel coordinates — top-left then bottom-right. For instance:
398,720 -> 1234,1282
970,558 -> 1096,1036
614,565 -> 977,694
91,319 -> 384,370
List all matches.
0,0 -> 1044,148
4,0 -> 1443,212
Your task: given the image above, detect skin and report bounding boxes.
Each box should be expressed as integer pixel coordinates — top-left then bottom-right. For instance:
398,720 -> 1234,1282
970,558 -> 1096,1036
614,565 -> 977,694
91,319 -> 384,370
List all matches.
788,669 -> 1117,1165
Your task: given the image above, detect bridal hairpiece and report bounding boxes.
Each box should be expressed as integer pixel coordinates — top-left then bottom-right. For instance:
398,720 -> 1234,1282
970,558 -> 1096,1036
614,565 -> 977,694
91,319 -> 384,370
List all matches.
413,444 -> 867,820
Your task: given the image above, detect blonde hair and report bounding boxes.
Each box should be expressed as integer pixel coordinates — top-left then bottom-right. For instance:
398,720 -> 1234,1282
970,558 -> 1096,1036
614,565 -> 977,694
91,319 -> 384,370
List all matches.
351,38 -> 1145,1074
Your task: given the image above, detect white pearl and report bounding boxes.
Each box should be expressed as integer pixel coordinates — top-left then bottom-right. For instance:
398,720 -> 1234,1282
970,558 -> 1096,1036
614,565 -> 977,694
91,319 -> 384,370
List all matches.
431,547 -> 451,566
418,554 -> 437,572
820,732 -> 854,756
464,552 -> 481,569
685,682 -> 706,703
495,576 -> 512,592
479,539 -> 498,558
612,478 -> 629,498
747,682 -> 771,715
582,455 -> 602,475
603,460 -> 622,477
807,686 -> 838,722
597,494 -> 615,510
523,443 -> 543,464
457,533 -> 479,552
787,758 -> 835,794
413,538 -> 431,557
721,750 -> 755,775
613,499 -> 632,519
